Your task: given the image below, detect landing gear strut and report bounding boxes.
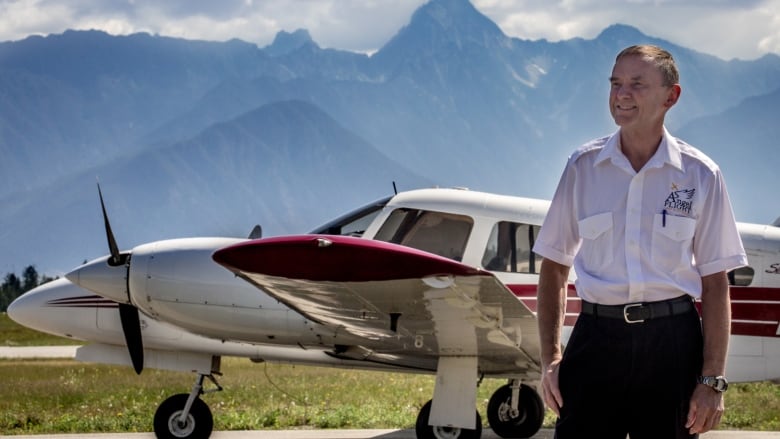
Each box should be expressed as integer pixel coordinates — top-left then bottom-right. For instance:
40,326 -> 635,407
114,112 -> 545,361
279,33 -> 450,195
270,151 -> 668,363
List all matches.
153,373 -> 223,439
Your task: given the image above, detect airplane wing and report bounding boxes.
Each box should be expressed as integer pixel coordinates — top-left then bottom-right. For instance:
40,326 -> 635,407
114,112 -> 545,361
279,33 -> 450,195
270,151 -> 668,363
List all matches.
213,235 -> 541,376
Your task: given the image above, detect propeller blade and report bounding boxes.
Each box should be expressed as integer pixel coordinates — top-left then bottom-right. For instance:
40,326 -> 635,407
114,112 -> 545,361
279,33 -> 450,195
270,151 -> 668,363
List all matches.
118,303 -> 144,374
97,183 -> 124,266
96,183 -> 142,373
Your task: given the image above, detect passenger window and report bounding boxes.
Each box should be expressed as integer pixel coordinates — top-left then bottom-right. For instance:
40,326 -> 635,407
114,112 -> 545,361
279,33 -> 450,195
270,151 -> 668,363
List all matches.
374,209 -> 473,261
728,266 -> 755,286
482,221 -> 541,273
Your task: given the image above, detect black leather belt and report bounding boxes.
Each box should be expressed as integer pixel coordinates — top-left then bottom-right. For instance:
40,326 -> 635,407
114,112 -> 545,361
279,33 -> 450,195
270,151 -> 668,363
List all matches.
580,295 -> 695,323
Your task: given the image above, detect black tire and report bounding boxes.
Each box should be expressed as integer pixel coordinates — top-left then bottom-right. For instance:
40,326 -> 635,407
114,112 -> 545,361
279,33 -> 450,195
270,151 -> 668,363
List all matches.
153,393 -> 213,439
486,384 -> 544,438
415,399 -> 482,439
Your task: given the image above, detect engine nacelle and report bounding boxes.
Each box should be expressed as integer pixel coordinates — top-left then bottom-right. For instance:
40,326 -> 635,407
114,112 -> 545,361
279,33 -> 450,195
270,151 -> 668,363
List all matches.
127,237 -> 333,345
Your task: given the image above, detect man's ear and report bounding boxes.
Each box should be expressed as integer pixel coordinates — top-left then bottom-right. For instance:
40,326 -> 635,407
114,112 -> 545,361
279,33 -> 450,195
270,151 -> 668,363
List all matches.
666,84 -> 682,108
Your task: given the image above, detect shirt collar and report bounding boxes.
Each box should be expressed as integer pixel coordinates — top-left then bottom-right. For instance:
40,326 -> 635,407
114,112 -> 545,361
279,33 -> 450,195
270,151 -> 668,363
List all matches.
594,127 -> 683,172
660,127 -> 684,171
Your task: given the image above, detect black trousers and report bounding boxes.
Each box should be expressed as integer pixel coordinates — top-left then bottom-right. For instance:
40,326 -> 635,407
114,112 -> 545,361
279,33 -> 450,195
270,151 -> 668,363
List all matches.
554,305 -> 703,439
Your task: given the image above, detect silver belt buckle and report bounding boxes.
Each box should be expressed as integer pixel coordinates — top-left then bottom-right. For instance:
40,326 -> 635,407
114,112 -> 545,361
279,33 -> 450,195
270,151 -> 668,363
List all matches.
623,303 -> 645,323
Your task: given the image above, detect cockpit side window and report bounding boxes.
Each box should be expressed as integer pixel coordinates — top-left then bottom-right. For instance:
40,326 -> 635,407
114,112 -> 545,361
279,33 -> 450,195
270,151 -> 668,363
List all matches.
374,208 -> 473,261
482,221 -> 541,274
728,266 -> 755,286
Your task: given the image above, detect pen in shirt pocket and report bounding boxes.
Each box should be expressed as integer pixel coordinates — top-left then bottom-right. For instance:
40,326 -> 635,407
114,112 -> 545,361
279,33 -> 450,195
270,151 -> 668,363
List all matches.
662,209 -> 667,227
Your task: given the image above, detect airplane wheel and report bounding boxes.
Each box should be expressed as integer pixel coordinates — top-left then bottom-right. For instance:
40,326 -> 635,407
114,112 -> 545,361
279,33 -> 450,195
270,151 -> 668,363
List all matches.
153,393 -> 213,439
486,384 -> 544,438
415,400 -> 482,439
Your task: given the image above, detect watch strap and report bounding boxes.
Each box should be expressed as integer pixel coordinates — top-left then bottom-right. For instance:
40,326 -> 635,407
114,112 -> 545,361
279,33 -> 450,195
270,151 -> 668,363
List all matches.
698,375 -> 728,392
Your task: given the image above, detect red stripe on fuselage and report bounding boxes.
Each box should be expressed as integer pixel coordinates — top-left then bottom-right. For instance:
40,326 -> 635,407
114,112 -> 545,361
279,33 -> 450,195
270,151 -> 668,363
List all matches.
47,295 -> 118,308
730,287 -> 780,301
508,284 -> 780,338
732,321 -> 779,338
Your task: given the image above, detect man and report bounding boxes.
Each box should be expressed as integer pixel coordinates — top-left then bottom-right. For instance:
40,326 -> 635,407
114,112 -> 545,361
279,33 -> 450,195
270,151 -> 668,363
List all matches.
533,45 -> 747,438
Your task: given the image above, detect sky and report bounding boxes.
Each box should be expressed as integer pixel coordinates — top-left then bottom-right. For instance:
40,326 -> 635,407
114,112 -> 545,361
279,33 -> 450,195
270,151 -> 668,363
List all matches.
1,0 -> 779,61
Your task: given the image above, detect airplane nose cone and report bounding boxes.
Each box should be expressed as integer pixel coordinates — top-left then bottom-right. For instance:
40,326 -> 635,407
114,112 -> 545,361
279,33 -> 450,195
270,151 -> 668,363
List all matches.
6,287 -> 32,327
7,278 -> 71,332
66,255 -> 130,304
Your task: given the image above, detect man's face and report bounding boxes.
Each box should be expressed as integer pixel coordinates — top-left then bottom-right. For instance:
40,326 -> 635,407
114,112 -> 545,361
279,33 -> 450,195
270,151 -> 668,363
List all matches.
609,55 -> 678,131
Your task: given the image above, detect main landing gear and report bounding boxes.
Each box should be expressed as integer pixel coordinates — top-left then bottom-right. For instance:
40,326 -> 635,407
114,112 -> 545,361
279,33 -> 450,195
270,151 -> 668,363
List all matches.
414,380 -> 544,439
149,371 -> 542,439
153,373 -> 223,439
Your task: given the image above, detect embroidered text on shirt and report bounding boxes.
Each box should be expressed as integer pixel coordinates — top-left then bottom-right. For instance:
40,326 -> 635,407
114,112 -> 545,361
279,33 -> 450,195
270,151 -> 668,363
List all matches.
664,187 -> 695,215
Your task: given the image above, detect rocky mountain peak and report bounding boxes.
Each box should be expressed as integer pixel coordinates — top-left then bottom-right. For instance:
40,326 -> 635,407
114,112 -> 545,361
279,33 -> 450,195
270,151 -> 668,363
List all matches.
265,29 -> 317,56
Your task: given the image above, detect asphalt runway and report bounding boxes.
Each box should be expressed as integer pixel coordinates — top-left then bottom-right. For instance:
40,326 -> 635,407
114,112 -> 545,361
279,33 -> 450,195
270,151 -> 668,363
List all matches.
2,347 -> 779,439
2,429 -> 780,439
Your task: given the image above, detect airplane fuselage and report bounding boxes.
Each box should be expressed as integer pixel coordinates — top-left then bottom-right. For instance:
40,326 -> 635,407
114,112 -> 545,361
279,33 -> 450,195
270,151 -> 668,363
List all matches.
13,188 -> 780,381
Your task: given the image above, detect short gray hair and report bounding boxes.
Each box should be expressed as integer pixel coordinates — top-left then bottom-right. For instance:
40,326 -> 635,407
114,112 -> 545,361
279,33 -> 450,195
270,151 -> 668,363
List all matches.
616,45 -> 679,86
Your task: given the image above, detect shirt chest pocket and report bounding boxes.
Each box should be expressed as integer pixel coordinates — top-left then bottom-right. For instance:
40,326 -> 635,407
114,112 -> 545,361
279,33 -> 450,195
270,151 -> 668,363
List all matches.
577,212 -> 614,275
652,214 -> 696,273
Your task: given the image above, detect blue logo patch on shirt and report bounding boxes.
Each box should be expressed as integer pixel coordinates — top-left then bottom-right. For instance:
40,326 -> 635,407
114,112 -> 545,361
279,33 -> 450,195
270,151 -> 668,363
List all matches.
664,185 -> 695,215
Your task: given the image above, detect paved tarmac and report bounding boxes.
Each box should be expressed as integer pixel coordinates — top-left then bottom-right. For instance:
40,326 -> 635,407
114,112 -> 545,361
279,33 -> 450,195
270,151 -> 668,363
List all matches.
0,345 -> 79,358
2,429 -> 780,438
2,347 -> 779,438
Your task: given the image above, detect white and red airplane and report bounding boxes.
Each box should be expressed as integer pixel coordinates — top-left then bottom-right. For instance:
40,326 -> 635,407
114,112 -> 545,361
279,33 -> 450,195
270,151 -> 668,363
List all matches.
8,187 -> 780,439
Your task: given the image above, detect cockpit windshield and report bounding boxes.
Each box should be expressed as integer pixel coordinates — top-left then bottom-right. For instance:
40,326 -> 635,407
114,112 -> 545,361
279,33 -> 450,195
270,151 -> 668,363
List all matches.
310,196 -> 392,237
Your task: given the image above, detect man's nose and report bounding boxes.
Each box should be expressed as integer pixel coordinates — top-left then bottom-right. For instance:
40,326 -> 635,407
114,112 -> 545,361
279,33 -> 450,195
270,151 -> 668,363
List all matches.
613,84 -> 631,98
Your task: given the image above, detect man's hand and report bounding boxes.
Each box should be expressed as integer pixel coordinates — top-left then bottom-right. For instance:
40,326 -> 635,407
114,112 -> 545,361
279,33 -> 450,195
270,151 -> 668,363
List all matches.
685,384 -> 725,434
541,359 -> 564,416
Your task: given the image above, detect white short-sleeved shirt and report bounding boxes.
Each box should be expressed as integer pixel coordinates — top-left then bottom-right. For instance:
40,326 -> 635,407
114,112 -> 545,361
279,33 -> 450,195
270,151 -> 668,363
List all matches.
533,127 -> 748,305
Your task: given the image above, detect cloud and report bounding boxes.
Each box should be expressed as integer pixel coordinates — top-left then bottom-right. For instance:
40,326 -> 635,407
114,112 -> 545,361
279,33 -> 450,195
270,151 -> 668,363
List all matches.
0,0 -> 73,39
0,0 -> 777,60
473,0 -> 780,60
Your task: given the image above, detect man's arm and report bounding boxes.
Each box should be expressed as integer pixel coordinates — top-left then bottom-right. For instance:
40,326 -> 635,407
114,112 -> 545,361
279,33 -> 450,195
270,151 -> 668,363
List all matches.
686,270 -> 730,434
537,258 -> 571,416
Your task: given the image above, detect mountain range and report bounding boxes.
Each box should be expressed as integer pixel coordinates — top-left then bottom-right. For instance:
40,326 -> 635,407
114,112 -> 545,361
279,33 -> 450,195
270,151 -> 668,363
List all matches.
1,0 -> 779,275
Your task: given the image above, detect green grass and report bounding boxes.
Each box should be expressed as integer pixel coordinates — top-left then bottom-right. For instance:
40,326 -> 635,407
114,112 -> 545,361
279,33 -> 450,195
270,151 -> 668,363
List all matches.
1,357 -> 778,435
1,312 -> 779,434
0,357 -> 470,434
723,381 -> 780,430
0,313 -> 82,346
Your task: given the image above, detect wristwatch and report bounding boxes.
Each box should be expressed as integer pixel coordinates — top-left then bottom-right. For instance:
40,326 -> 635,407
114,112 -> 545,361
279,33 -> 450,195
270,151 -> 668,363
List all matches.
698,375 -> 729,392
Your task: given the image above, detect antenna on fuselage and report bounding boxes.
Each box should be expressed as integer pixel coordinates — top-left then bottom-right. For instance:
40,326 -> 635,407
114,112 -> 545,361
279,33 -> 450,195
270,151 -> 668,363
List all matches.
392,181 -> 397,195
248,225 -> 263,239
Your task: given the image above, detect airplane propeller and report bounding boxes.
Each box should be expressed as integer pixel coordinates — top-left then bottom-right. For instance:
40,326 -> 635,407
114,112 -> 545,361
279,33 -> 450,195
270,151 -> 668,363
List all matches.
97,183 -> 144,374
98,184 -> 128,267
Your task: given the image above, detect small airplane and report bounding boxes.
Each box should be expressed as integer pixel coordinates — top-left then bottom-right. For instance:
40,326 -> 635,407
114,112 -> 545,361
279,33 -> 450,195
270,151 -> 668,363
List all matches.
8,186 -> 780,439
